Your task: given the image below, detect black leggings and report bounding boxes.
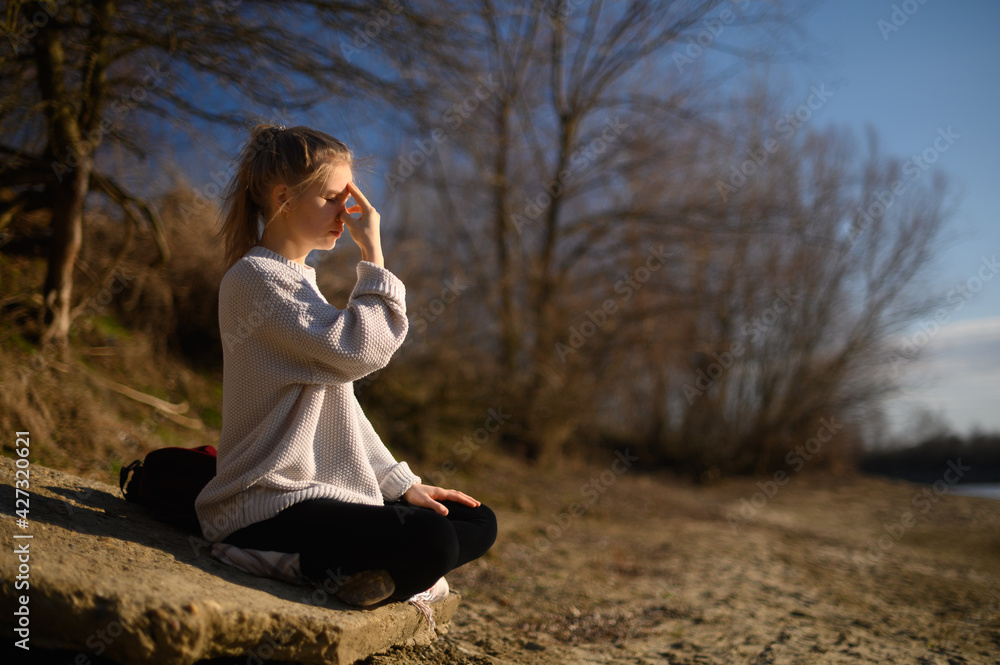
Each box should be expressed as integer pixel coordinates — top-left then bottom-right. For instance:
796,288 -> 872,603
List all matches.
222,498 -> 497,600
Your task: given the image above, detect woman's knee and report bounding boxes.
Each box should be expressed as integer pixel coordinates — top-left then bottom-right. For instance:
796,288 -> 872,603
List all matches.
403,508 -> 461,569
477,503 -> 498,534
455,502 -> 497,539
469,503 -> 498,556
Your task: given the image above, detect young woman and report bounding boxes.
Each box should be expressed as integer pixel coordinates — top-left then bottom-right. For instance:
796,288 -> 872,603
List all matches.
194,124 -> 497,607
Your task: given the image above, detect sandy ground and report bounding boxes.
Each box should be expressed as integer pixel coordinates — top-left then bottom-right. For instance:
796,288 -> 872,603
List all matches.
361,452 -> 1000,665
13,450 -> 998,665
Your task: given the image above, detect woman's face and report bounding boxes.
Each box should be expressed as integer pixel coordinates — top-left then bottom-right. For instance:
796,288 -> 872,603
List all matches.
283,163 -> 353,254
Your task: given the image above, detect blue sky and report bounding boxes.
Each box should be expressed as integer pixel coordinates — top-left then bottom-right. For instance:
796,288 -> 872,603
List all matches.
789,0 -> 1000,435
177,0 -> 999,437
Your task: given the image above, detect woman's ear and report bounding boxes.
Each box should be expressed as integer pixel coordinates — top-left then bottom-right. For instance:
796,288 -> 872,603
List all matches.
271,182 -> 291,215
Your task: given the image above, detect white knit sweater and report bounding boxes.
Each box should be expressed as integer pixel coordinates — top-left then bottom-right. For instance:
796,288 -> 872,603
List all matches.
194,245 -> 419,543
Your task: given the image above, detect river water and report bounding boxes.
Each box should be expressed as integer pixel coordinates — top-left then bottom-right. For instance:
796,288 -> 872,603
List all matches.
950,483 -> 1000,499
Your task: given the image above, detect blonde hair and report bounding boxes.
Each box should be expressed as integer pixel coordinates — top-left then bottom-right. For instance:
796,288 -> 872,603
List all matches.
217,124 -> 353,269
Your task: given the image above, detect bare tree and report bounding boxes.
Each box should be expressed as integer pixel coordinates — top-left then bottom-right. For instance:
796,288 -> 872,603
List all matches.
384,0 -> 811,461
588,87 -> 952,475
374,0 -> 950,475
0,0 -> 463,348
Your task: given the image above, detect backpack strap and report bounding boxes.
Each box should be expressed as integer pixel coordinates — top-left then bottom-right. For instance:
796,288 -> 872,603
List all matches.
119,459 -> 143,499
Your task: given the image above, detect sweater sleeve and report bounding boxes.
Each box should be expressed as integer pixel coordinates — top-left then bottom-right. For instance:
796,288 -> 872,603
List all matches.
236,259 -> 409,384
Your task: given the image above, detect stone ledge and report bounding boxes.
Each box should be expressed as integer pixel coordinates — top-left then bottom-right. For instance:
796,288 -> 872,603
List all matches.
0,457 -> 459,665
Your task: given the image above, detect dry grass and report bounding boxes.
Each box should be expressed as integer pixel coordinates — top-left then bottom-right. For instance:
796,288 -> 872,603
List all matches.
0,330 -> 223,483
0,185 -> 227,483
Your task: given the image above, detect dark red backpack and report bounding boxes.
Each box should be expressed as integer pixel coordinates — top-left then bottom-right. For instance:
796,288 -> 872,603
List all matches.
119,445 -> 217,534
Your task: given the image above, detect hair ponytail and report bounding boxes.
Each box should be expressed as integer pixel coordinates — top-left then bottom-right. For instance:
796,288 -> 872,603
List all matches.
217,124 -> 353,270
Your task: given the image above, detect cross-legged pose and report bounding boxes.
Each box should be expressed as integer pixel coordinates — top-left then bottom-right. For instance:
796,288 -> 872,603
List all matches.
195,124 -> 497,606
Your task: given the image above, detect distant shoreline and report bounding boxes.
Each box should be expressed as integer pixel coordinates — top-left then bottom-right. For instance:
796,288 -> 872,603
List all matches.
862,468 -> 1000,484
861,469 -> 1000,500
949,482 -> 1000,500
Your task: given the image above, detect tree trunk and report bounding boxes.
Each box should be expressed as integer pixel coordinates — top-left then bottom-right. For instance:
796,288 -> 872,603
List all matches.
492,100 -> 518,378
41,165 -> 91,346
32,0 -> 114,347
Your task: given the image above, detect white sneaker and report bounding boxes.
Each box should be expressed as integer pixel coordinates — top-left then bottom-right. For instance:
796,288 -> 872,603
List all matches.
409,576 -> 449,603
408,577 -> 449,632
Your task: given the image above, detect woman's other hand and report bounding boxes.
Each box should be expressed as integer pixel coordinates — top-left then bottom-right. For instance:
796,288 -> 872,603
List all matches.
402,483 -> 481,516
